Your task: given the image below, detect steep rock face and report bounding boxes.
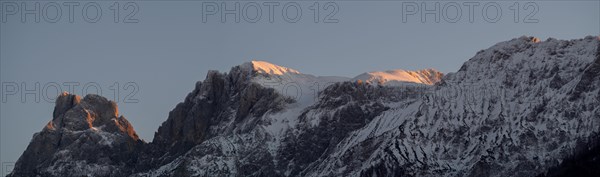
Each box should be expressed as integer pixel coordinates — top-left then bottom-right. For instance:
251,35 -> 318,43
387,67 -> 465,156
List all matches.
141,64 -> 295,174
9,92 -> 144,177
152,65 -> 293,147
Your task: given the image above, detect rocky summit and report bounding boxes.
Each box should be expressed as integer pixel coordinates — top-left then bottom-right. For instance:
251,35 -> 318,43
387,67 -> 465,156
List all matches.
9,36 -> 600,177
10,92 -> 143,177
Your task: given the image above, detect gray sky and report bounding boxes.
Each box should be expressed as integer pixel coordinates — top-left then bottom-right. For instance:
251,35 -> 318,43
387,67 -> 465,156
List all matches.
1,0 -> 599,171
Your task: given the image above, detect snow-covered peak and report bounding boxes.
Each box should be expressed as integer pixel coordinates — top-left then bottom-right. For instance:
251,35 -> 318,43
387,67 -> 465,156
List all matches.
241,60 -> 349,103
242,60 -> 302,75
352,68 -> 443,86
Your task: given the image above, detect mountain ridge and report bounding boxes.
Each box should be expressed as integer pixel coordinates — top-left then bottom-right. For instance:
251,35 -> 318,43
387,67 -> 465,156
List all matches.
8,35 -> 600,177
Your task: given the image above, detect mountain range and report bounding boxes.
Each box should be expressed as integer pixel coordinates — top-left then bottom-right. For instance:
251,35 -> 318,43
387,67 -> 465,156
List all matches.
8,36 -> 600,177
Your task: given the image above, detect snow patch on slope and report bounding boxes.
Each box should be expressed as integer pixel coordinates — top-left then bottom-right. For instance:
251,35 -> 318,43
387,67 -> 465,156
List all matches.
243,60 -> 350,105
353,69 -> 443,86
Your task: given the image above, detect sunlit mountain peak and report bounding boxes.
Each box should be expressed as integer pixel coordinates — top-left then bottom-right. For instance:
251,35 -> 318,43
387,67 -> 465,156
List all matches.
243,60 -> 302,76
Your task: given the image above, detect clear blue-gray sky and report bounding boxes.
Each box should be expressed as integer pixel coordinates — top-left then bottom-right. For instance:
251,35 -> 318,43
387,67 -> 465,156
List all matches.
1,0 -> 598,169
